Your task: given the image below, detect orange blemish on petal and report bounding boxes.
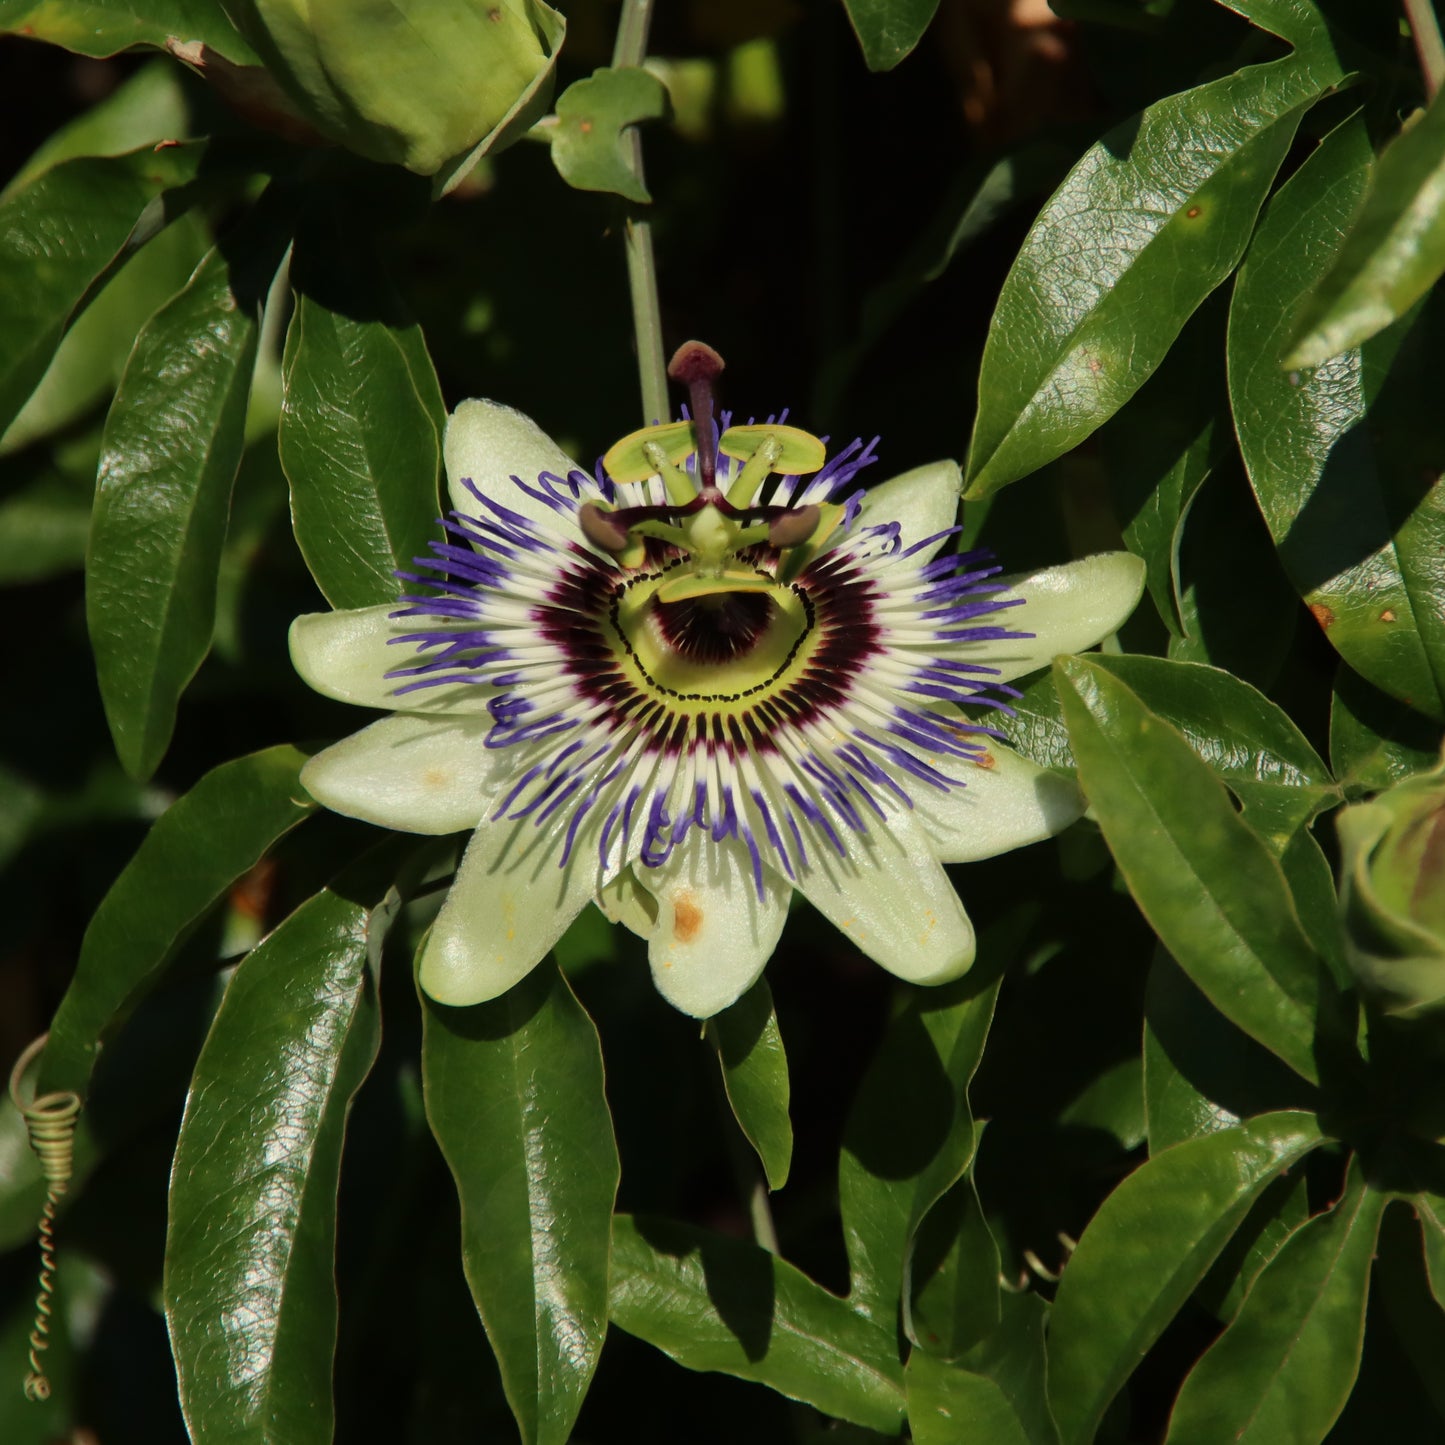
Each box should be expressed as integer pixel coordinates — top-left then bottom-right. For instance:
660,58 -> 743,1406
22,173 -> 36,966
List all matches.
422,767 -> 451,787
974,751 -> 996,770
673,890 -> 704,944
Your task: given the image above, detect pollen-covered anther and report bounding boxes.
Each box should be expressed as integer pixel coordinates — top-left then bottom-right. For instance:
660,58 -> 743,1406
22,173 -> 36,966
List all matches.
768,504 -> 820,549
578,501 -> 632,553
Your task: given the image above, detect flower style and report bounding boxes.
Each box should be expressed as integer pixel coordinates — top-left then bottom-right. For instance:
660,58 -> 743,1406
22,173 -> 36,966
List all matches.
290,346 -> 1144,1018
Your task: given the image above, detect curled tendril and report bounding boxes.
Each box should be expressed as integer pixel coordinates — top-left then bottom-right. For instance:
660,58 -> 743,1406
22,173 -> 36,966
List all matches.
8,1034 -> 82,1404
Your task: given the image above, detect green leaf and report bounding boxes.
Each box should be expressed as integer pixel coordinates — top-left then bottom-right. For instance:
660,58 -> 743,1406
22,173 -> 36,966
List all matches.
1087,654 -> 1339,849
840,0 -> 940,70
1415,1191 -> 1445,1309
1330,664 -> 1443,797
166,885 -> 388,1445
707,978 -> 792,1191
839,965 -> 1002,1328
964,48 -> 1339,498
1230,113 -> 1445,721
422,962 -> 618,1445
549,67 -> 668,204
908,1175 -> 1001,1358
609,1213 -> 906,1435
1373,1202 -> 1445,1425
0,143 -> 204,438
1054,655 -> 1334,1082
88,205 -> 290,779
1143,952 -> 1315,1153
1195,1169 -> 1311,1325
1102,301 -> 1222,638
1164,1160 -> 1386,1444
1287,89 -> 1445,367
1046,1111 -> 1325,1445
0,460 -> 94,584
907,1293 -> 1058,1445
37,745 -> 315,1098
2,59 -> 191,199
280,222 -> 445,610
0,0 -> 255,60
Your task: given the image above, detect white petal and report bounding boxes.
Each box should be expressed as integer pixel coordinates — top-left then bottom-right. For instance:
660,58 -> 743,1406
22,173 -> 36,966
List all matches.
913,740 -> 1084,863
637,831 -> 790,1018
289,607 -> 491,714
852,459 -> 962,561
793,805 -> 975,986
300,713 -> 504,835
444,398 -> 585,529
958,552 -> 1146,684
417,814 -> 599,1007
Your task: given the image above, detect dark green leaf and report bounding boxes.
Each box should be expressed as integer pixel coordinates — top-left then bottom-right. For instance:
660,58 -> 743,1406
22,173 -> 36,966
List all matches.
1230,114 -> 1445,720
37,745 -> 315,1098
1046,1111 -> 1325,1445
1374,1202 -> 1445,1424
89,206 -> 290,779
609,1213 -> 906,1435
1055,655 -> 1333,1082
1089,654 -> 1338,849
707,979 -> 792,1192
908,1175 -> 1001,1358
1330,664 -> 1443,797
840,0 -> 940,70
839,966 -> 1002,1328
0,0 -> 255,61
907,1293 -> 1058,1445
1005,672 -> 1076,775
280,224 -> 446,610
965,50 -> 1337,498
0,464 -> 93,584
0,144 -> 204,437
549,67 -> 668,204
1164,1161 -> 1386,1444
422,962 -> 618,1445
166,885 -> 388,1445
1415,1192 -> 1445,1308
1195,1169 -> 1310,1324
1059,1057 -> 1146,1150
1143,952 -> 1315,1153
1287,89 -> 1445,367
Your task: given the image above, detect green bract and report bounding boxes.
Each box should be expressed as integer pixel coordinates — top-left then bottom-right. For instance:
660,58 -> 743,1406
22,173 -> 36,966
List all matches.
1337,751 -> 1445,1018
289,398 -> 1145,1018
222,0 -> 565,177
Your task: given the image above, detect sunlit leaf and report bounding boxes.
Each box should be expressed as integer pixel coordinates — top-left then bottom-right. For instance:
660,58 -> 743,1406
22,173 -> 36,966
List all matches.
1047,1111 -> 1325,1445
549,66 -> 668,204
166,885 -> 390,1445
0,0 -> 255,60
609,1213 -> 906,1435
422,962 -> 618,1445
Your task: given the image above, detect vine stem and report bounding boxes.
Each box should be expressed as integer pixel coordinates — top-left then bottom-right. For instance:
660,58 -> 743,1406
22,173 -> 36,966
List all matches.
1405,0 -> 1445,99
611,0 -> 668,424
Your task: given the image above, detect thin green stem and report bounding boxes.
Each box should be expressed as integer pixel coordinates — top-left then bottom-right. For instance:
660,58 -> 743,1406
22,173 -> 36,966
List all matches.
611,0 -> 668,424
1405,0 -> 1445,99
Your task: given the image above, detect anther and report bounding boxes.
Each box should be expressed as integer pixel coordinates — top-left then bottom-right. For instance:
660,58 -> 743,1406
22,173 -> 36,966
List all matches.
768,505 -> 820,549
578,502 -> 632,553
668,341 -> 725,493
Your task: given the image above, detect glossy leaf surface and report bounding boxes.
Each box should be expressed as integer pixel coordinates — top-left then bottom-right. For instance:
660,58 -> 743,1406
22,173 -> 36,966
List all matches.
1230,115 -> 1445,721
89,212 -> 288,779
0,144 -> 203,437
1288,88 -> 1445,367
280,227 -> 446,610
1330,665 -> 1442,796
708,978 -> 792,1191
609,1213 -> 906,1434
422,962 -> 618,1445
37,746 -> 315,1097
1055,656 -> 1331,1082
907,1293 -> 1057,1445
965,48 -> 1336,498
1164,1162 -> 1386,1444
550,67 -> 668,204
839,967 -> 1002,1328
166,886 -> 387,1445
907,1175 -> 1001,1358
1047,1111 -> 1324,1445
0,0 -> 255,59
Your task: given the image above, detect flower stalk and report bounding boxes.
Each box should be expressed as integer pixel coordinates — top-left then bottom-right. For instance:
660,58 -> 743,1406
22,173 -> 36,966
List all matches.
611,0 -> 668,424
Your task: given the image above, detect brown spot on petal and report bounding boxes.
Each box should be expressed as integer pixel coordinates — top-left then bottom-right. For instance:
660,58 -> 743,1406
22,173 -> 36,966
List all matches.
973,750 -> 996,770
423,767 -> 451,788
673,890 -> 704,944
1309,603 -> 1335,630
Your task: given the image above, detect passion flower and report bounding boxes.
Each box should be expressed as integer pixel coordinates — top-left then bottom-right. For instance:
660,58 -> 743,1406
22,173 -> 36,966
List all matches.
290,343 -> 1144,1016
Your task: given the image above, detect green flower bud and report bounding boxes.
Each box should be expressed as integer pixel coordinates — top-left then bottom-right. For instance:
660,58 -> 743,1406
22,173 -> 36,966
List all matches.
1337,750 -> 1445,1018
222,0 -> 564,179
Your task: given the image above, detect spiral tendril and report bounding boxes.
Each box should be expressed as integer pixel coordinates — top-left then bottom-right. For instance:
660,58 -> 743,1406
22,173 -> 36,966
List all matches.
8,1034 -> 82,1404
